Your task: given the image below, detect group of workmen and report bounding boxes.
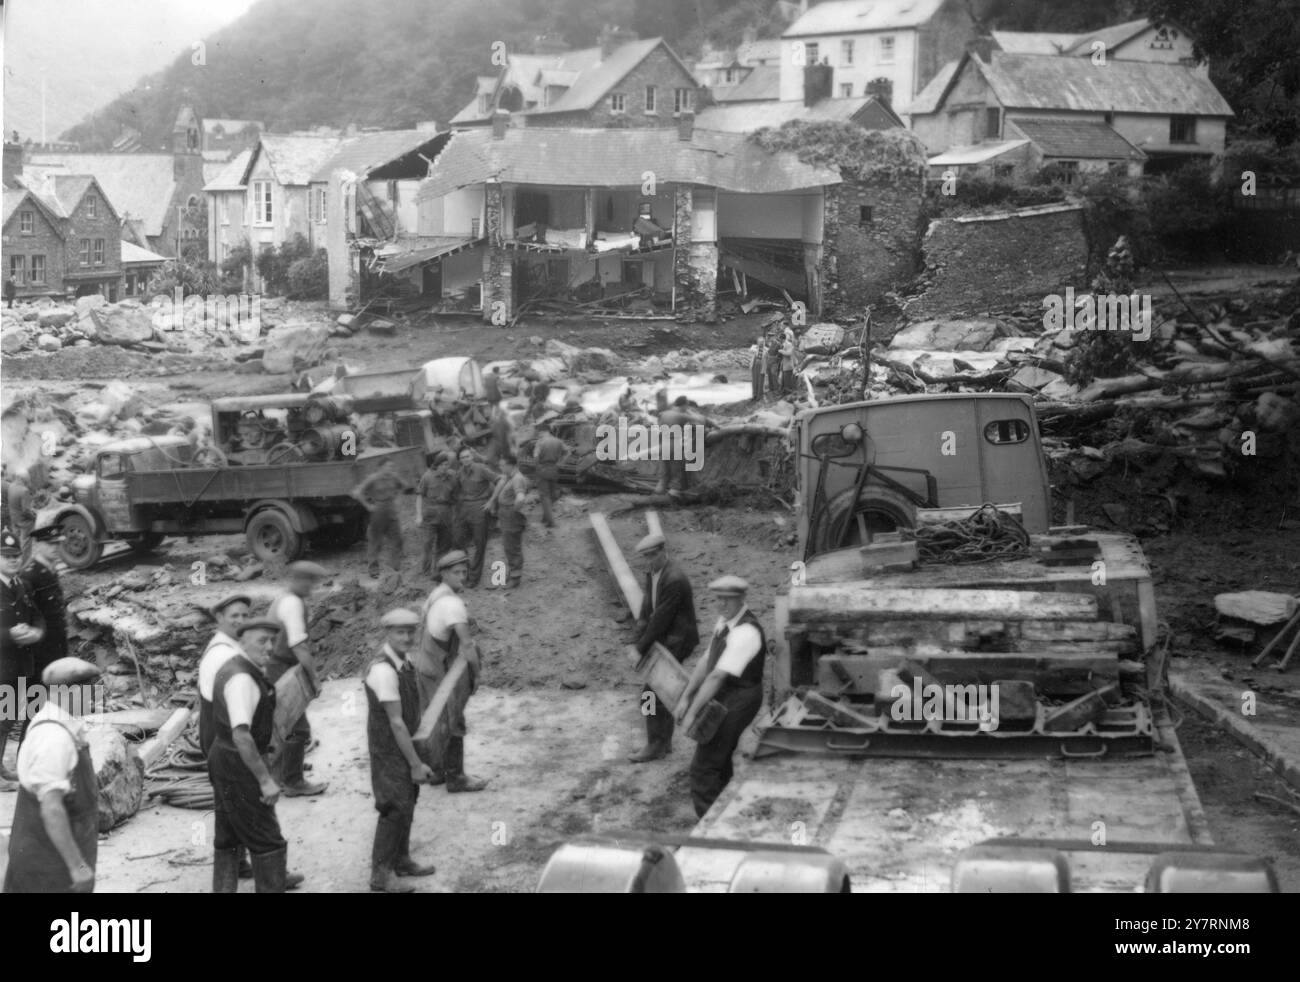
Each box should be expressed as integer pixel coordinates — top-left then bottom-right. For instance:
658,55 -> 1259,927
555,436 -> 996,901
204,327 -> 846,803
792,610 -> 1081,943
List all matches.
751,324 -> 799,402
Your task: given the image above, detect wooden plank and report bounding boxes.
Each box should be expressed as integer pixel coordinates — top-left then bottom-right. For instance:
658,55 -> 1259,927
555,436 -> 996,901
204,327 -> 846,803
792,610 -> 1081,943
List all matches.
788,586 -> 1098,623
84,707 -> 173,733
412,654 -> 473,772
916,502 -> 1022,524
645,510 -> 664,541
589,512 -> 642,615
138,706 -> 195,769
635,642 -> 725,743
798,618 -> 1136,649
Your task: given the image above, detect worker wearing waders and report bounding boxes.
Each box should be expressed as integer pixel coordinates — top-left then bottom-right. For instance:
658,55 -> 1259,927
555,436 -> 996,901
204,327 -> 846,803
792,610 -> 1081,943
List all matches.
266,561 -> 329,796
627,533 -> 699,764
3,657 -> 101,893
20,525 -> 69,686
416,452 -> 460,577
414,551 -> 487,792
532,422 -> 566,529
198,595 -> 306,889
0,528 -> 43,786
209,617 -> 292,893
354,457 -> 410,579
366,608 -> 439,893
487,455 -> 528,589
455,448 -> 498,588
677,576 -> 767,818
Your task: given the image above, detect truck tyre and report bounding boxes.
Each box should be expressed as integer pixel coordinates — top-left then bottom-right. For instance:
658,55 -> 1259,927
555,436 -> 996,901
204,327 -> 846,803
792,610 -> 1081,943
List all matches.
810,483 -> 917,555
58,513 -> 104,570
247,509 -> 303,563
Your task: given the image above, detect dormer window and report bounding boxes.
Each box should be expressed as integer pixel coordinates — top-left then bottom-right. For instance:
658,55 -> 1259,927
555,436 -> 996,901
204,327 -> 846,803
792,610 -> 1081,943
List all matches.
723,67 -> 739,84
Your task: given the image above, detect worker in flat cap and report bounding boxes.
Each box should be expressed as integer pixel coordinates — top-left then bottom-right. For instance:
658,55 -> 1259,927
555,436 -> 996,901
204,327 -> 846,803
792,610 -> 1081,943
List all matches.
676,575 -> 767,818
4,657 -> 102,892
1,527 -> 44,786
208,617 -> 295,892
265,561 -> 329,797
531,422 -> 566,529
416,451 -> 461,578
353,457 -> 412,580
412,550 -> 487,792
626,532 -> 699,763
366,608 -> 439,892
20,526 -> 68,696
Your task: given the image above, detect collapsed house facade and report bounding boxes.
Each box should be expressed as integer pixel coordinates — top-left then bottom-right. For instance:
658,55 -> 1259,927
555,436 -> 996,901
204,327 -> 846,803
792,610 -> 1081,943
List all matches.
406,113 -> 923,323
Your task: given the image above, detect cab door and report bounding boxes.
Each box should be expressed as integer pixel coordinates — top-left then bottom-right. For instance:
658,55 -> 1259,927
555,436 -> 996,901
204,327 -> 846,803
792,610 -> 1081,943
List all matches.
94,452 -> 134,531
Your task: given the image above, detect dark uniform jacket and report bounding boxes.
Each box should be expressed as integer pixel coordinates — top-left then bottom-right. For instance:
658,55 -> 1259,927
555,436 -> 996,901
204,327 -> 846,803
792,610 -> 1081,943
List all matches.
20,559 -> 67,676
0,573 -> 44,682
635,560 -> 699,661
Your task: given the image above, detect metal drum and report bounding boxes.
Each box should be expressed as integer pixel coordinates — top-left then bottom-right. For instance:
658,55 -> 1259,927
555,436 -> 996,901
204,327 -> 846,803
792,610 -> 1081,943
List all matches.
537,841 -> 685,893
299,424 -> 357,460
303,394 -> 355,425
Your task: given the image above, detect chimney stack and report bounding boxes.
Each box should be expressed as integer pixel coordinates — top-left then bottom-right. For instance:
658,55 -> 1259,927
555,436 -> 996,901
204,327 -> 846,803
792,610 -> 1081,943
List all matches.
598,24 -> 636,59
491,110 -> 510,139
3,139 -> 23,189
803,62 -> 832,107
677,110 -> 695,142
966,34 -> 998,63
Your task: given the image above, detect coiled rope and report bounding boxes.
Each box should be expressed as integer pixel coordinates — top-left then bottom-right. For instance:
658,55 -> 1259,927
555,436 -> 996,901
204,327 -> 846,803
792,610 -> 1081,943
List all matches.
144,725 -> 213,810
902,503 -> 1031,566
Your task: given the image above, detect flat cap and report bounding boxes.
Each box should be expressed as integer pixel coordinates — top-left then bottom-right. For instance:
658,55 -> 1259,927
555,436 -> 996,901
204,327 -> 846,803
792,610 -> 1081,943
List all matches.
237,617 -> 282,637
287,560 -> 329,579
708,575 -> 749,596
437,549 -> 469,571
0,528 -> 20,556
210,593 -> 252,616
634,532 -> 666,555
42,657 -> 101,686
380,608 -> 420,628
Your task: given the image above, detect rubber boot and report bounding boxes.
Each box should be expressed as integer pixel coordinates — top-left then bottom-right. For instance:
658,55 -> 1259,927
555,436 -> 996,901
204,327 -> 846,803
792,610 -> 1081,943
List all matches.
250,847 -> 288,894
279,741 -> 328,797
394,819 -> 437,878
444,737 -> 487,793
213,848 -> 239,894
370,817 -> 415,893
240,844 -> 304,889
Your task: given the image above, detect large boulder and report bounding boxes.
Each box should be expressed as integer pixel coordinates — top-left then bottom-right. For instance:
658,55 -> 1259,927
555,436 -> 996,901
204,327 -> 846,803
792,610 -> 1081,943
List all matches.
1,327 -> 29,355
38,308 -> 75,329
544,338 -> 618,374
262,322 -> 332,374
86,725 -> 145,832
889,318 -> 1010,352
91,305 -> 155,346
75,294 -> 108,317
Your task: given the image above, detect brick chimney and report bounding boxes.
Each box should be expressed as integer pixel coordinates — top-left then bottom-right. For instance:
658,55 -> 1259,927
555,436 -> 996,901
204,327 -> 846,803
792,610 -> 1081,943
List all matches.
966,34 -> 999,63
677,110 -> 694,141
491,110 -> 510,139
803,62 -> 832,107
3,139 -> 23,189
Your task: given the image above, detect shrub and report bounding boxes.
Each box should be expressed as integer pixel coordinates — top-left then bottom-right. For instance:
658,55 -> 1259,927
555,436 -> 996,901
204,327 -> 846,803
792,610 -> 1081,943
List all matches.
143,257 -> 221,301
255,233 -> 315,296
220,243 -> 252,294
287,250 -> 328,299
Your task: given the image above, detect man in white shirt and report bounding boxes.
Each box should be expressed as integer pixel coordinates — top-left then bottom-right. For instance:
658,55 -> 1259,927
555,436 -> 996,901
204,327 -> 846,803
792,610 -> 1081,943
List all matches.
365,608 -> 438,892
197,594 -> 251,758
414,550 -> 487,792
266,561 -> 329,796
4,656 -> 101,892
208,617 -> 292,893
676,575 -> 767,818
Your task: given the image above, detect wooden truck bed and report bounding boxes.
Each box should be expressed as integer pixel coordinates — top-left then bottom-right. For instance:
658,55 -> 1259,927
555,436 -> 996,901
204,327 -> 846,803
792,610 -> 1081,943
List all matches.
125,446 -> 423,506
678,710 -> 1211,893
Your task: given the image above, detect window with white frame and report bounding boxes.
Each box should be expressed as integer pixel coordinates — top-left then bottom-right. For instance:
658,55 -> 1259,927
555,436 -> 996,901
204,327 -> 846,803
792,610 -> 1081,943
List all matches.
804,42 -> 819,64
840,83 -> 853,97
674,87 -> 694,114
253,180 -> 273,224
79,239 -> 90,265
310,187 -> 327,223
879,36 -> 895,63
29,255 -> 45,283
19,210 -> 34,234
9,255 -> 24,283
219,197 -> 228,226
723,67 -> 738,84
841,40 -> 854,65
610,92 -> 627,113
94,239 -> 105,265
645,85 -> 657,112
86,195 -> 97,218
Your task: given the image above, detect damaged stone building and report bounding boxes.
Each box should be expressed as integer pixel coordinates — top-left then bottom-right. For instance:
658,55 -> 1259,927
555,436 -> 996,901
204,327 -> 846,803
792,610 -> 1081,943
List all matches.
406,113 -> 923,323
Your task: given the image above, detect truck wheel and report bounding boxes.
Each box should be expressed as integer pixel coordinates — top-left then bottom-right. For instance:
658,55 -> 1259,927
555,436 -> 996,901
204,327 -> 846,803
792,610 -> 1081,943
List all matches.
247,510 -> 303,563
811,484 -> 917,555
58,514 -> 103,570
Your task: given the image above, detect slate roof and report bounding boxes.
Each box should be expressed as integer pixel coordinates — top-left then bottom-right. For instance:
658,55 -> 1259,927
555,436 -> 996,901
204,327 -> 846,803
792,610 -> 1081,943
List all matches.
696,96 -> 900,132
908,59 -> 960,115
255,135 -> 348,186
309,130 -> 450,183
2,188 -> 41,226
451,48 -> 605,124
25,152 -> 177,237
928,140 -> 1030,166
990,31 -> 1079,55
712,65 -> 781,103
783,0 -> 951,37
203,150 -> 253,192
121,240 -> 168,264
525,38 -> 696,116
418,127 -> 841,200
929,52 -> 1233,117
1008,117 -> 1146,160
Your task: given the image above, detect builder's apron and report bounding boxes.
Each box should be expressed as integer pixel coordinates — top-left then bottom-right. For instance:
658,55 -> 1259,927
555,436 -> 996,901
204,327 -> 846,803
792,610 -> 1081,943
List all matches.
4,719 -> 98,894
414,589 -> 467,737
